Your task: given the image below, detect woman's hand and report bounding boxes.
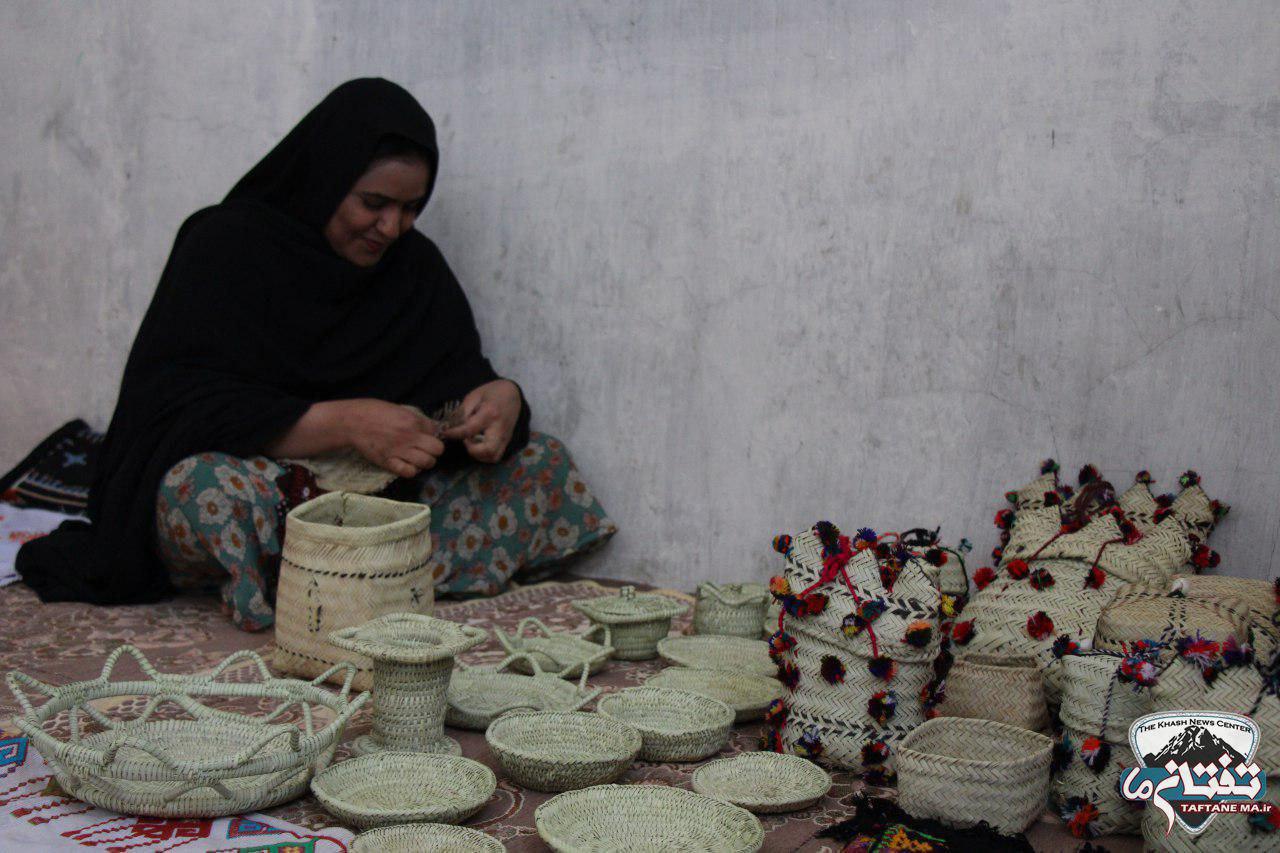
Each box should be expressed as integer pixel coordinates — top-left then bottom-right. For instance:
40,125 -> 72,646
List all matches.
341,399 -> 445,478
441,379 -> 522,463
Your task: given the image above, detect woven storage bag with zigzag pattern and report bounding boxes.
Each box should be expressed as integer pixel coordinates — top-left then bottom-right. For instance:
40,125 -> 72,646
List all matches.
956,462 -> 1225,706
275,492 -> 435,691
762,522 -> 959,783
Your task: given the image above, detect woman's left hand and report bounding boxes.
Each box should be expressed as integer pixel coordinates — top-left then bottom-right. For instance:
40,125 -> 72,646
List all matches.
441,379 -> 522,463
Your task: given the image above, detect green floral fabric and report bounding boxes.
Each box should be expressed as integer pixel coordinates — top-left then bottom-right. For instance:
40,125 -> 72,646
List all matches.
154,432 -> 616,631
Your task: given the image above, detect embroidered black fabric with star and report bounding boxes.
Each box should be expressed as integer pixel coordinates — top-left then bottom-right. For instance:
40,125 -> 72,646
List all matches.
18,78 -> 529,605
0,420 -> 102,514
817,791 -> 1035,852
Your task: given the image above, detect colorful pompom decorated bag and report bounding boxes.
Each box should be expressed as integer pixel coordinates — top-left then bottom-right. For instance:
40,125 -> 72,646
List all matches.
1051,651 -> 1158,838
762,522 -> 959,784
958,462 -> 1224,705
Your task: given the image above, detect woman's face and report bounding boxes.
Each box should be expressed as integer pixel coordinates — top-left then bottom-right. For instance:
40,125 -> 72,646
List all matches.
323,156 -> 430,266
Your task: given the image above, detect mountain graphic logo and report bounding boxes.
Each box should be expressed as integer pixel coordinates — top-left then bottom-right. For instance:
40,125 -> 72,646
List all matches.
1123,710 -> 1267,836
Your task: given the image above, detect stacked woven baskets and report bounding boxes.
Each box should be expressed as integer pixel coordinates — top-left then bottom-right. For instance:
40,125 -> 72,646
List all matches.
956,463 -> 1225,704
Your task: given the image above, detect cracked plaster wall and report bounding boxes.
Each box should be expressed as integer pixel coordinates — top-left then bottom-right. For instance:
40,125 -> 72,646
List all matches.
1,2 -> 1277,586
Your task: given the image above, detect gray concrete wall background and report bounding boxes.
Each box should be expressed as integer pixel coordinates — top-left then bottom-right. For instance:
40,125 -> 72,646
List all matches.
1,2 -> 1276,585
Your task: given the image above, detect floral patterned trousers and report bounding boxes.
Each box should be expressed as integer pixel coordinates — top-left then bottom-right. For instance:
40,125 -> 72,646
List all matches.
154,432 -> 616,631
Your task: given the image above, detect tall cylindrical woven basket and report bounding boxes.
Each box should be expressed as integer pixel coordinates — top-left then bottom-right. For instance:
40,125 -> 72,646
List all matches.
275,492 -> 434,691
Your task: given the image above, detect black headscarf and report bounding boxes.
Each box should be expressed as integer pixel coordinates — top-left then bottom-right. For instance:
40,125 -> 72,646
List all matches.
19,78 -> 529,604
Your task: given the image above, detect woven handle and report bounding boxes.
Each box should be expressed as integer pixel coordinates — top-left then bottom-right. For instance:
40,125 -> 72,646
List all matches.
583,623 -> 614,650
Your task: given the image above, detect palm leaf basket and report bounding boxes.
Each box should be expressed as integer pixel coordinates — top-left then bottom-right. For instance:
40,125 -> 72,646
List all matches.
274,492 -> 436,691
896,717 -> 1052,835
494,617 -> 614,678
352,823 -> 505,852
446,652 -> 599,731
693,582 -> 771,638
692,752 -> 832,813
535,784 -> 764,853
941,652 -> 1048,732
596,687 -> 733,762
5,646 -> 367,818
570,586 -> 688,661
310,751 -> 496,829
485,710 -> 641,792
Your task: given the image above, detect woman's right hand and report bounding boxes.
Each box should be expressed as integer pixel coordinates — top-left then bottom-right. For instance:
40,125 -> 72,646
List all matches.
339,398 -> 445,478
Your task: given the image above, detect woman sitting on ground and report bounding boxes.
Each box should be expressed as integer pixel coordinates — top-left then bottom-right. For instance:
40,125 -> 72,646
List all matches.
19,78 -> 616,630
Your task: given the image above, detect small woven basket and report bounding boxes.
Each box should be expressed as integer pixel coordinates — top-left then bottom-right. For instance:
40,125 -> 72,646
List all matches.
693,582 -> 771,638
942,652 -> 1048,732
485,710 -> 641,792
310,751 -> 496,829
656,635 -> 774,677
1094,585 -> 1248,663
447,653 -> 599,731
352,823 -> 504,853
571,586 -> 688,661
535,784 -> 764,852
896,717 -> 1052,835
1172,573 -> 1280,660
275,492 -> 434,690
692,752 -> 832,813
644,667 -> 785,723
496,617 -> 614,678
596,687 -> 733,762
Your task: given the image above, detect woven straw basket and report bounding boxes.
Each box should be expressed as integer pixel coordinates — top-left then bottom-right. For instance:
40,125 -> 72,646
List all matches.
942,652 -> 1048,732
896,717 -> 1052,836
1150,650 -> 1280,773
1173,573 -> 1280,660
693,582 -> 771,638
1094,585 -> 1248,662
596,687 -> 733,762
275,493 -> 434,691
352,824 -> 504,852
485,710 -> 641,792
535,784 -> 764,853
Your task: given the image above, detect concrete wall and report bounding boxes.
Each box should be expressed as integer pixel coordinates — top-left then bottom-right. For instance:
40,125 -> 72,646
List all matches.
2,2 -> 1277,585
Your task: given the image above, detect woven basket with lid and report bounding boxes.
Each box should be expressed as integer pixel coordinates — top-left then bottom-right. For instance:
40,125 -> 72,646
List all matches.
1094,584 -> 1248,662
693,582 -> 771,638
571,586 -> 687,661
275,492 -> 434,691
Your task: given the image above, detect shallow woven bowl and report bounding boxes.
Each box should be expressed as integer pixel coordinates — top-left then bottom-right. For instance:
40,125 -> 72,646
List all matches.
352,823 -> 504,852
644,667 -> 784,722
597,687 -> 733,762
311,752 -> 496,829
446,667 -> 597,731
692,752 -> 832,813
536,784 -> 764,852
485,711 -> 642,792
896,717 -> 1052,835
657,635 -> 775,677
